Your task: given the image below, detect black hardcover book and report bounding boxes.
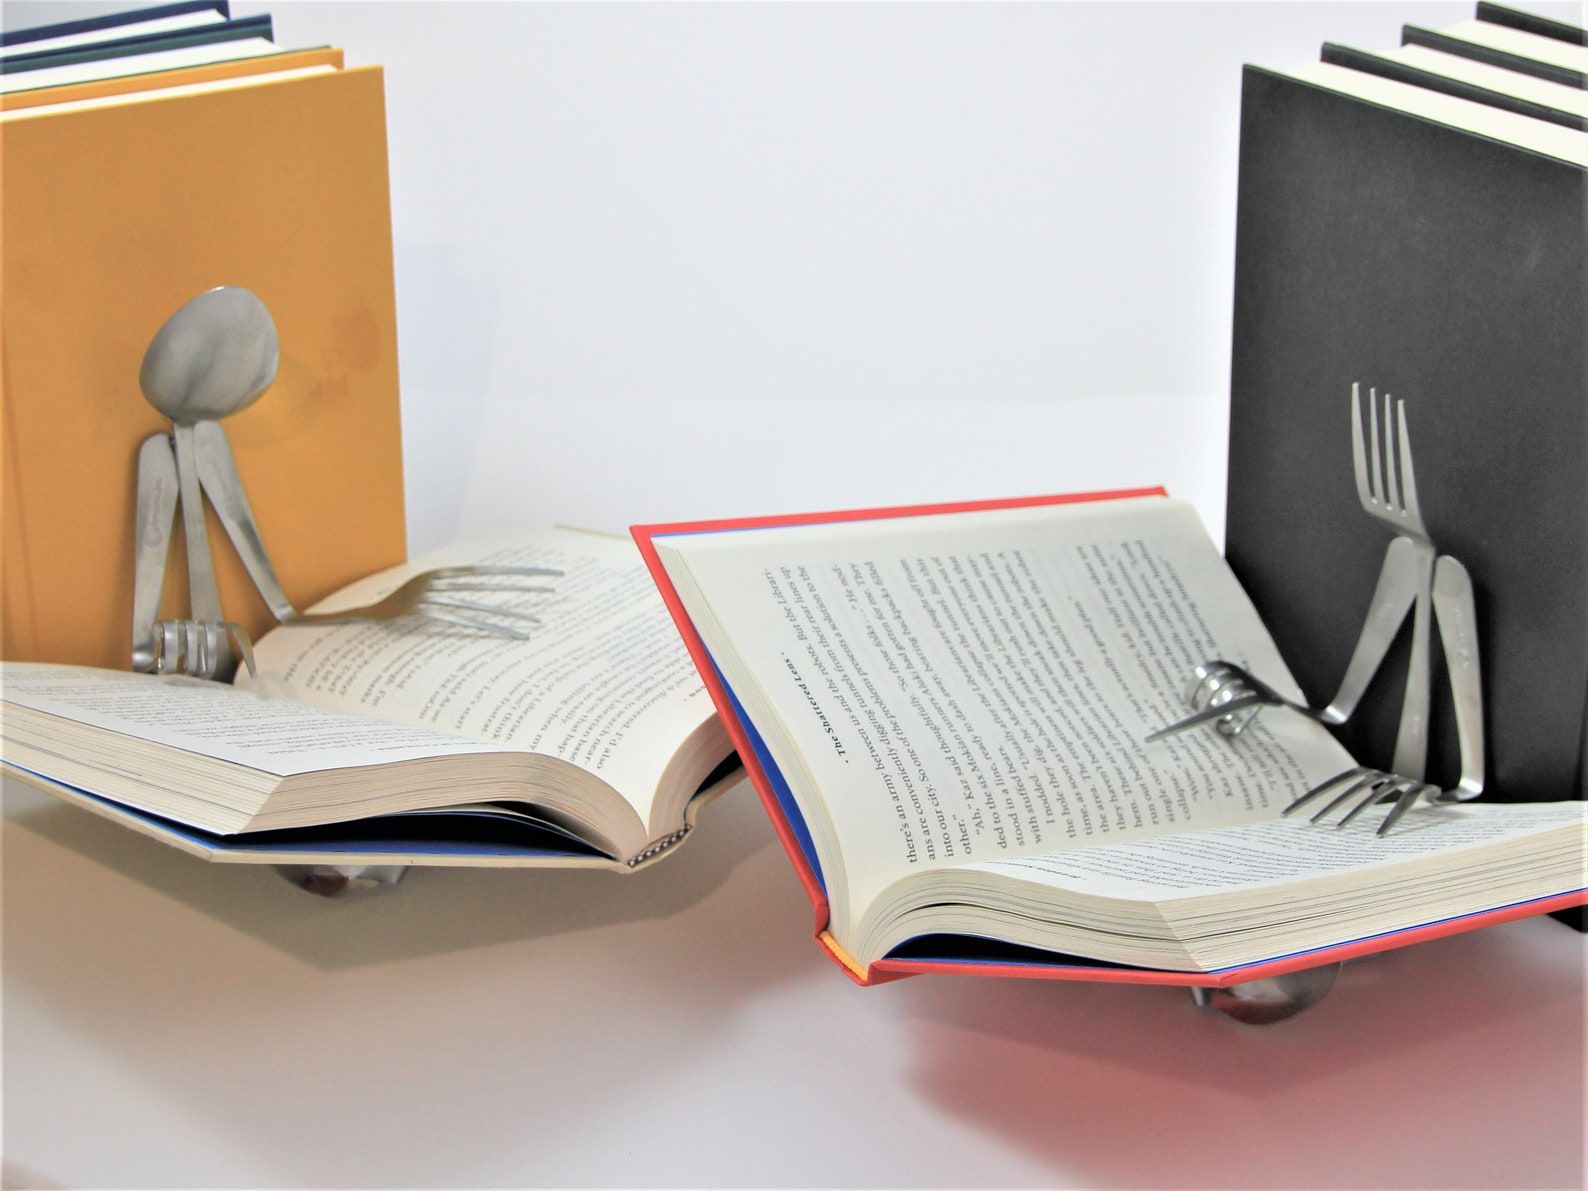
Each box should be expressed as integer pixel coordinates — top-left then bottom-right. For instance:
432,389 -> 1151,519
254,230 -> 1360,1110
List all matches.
1402,24 -> 1587,87
1320,42 -> 1586,129
1225,65 -> 1586,854
1476,2 -> 1588,46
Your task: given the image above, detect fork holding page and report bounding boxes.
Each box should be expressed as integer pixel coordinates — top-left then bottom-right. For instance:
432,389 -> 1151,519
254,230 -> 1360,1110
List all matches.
634,491 -> 1587,985
2,527 -> 736,870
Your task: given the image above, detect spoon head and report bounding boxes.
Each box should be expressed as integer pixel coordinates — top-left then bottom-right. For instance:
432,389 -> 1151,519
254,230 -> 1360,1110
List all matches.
139,286 -> 280,424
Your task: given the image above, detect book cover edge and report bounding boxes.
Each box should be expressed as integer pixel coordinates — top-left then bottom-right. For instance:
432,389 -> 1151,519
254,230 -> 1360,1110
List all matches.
630,486 -> 1167,983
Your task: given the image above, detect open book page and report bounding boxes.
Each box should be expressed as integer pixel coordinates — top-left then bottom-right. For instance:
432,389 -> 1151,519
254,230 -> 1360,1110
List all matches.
238,527 -> 722,830
0,663 -> 505,776
657,496 -> 1355,936
904,801 -> 1588,970
965,800 -> 1588,901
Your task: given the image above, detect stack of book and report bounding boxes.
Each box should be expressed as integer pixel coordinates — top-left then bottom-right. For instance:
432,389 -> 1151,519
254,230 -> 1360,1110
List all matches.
0,2 -> 744,876
2,1 -> 407,673
1225,3 -> 1586,930
1225,3 -> 1586,815
3,4 -> 1583,993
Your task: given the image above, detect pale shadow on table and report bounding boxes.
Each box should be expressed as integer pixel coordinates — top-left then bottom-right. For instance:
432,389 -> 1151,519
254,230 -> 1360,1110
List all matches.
4,774 -> 829,1188
890,922 -> 1586,1189
2,777 -> 777,971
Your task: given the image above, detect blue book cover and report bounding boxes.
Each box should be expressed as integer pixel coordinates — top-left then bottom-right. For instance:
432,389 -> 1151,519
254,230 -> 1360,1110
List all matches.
1,13 -> 270,75
0,1 -> 230,50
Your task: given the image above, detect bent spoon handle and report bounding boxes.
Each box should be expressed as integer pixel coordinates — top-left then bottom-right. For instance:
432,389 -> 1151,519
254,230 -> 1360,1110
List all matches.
193,420 -> 297,622
131,434 -> 179,672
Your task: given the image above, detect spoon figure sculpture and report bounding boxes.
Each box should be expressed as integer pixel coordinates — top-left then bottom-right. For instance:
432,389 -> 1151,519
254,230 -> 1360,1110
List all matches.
135,286 -> 279,680
132,286 -> 558,680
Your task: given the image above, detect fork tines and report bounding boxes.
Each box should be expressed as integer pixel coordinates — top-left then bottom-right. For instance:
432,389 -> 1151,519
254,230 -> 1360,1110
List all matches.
1352,383 -> 1424,532
1283,766 -> 1440,836
427,565 -> 563,580
412,564 -> 562,636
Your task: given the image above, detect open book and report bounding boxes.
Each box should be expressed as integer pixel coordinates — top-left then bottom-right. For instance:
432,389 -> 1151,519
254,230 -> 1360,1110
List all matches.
1,527 -> 736,869
635,491 -> 1586,984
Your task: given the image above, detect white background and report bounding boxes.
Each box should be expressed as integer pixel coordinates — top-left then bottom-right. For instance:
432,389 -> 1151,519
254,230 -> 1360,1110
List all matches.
11,0 -> 1565,550
4,3 -> 1585,1188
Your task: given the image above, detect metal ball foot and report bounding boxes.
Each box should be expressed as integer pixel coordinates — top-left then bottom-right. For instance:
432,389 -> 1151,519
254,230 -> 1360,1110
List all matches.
271,863 -> 409,898
1191,962 -> 1340,1024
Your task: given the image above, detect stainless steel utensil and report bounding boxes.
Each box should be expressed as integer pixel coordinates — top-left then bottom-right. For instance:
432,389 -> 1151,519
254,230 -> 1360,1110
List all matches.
1282,765 -> 1440,834
192,421 -> 557,636
1284,559 -> 1484,836
1151,389 -> 1482,837
131,434 -> 179,673
191,419 -> 295,622
1353,383 -> 1436,781
272,567 -> 557,637
1144,660 -> 1331,742
1321,533 -> 1420,725
1431,555 -> 1484,803
137,287 -> 279,679
151,617 -> 257,677
1145,536 -> 1419,743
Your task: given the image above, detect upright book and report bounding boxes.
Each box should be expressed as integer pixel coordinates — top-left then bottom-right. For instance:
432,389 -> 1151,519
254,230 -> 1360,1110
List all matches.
1224,36 -> 1587,817
0,1 -> 230,52
1,62 -> 407,671
0,46 -> 344,113
0,13 -> 281,92
635,491 -> 1586,987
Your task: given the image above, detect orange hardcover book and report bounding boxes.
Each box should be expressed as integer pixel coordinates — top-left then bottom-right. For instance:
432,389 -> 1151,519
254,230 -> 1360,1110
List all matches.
634,491 -> 1587,987
0,46 -> 344,112
1,65 -> 406,670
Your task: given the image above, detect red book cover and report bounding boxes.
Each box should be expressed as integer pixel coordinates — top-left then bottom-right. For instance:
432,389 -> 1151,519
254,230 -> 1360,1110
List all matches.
633,489 -> 1586,989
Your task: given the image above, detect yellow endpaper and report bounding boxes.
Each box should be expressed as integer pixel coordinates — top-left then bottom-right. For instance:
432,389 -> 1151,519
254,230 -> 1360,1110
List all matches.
818,931 -> 874,982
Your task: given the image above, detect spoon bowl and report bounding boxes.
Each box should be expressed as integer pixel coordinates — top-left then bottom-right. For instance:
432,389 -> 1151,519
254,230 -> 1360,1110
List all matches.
139,286 -> 279,424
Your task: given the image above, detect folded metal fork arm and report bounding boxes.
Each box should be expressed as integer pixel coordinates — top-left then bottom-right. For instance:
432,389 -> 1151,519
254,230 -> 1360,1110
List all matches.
1148,551 -> 1485,835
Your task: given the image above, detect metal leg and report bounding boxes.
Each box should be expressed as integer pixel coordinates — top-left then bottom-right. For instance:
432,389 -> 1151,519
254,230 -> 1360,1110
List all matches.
271,863 -> 408,898
1191,962 -> 1340,1024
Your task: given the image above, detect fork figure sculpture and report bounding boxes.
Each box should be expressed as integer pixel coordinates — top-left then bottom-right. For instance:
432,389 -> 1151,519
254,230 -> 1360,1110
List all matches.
1148,387 -> 1486,835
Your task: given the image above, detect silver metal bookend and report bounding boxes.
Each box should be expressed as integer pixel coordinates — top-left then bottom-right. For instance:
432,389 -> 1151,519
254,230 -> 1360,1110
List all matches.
272,863 -> 409,898
1148,388 -> 1487,838
1191,963 -> 1340,1024
134,286 -> 280,682
132,286 -> 559,683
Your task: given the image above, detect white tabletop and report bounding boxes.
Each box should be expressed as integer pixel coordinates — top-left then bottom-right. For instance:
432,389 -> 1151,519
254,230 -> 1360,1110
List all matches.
4,775 -> 1585,1189
5,1 -> 1585,1185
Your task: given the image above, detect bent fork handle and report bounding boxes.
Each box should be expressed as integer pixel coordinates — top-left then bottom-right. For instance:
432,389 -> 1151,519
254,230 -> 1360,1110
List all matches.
1392,538 -> 1437,782
1433,555 -> 1484,801
1323,536 -> 1419,724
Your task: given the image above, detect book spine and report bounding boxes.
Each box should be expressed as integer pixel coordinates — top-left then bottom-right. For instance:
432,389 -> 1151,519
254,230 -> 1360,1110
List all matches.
1401,25 -> 1587,88
627,825 -> 691,868
0,0 -> 228,49
1321,42 -> 1586,130
1476,2 -> 1588,46
0,15 -> 272,75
